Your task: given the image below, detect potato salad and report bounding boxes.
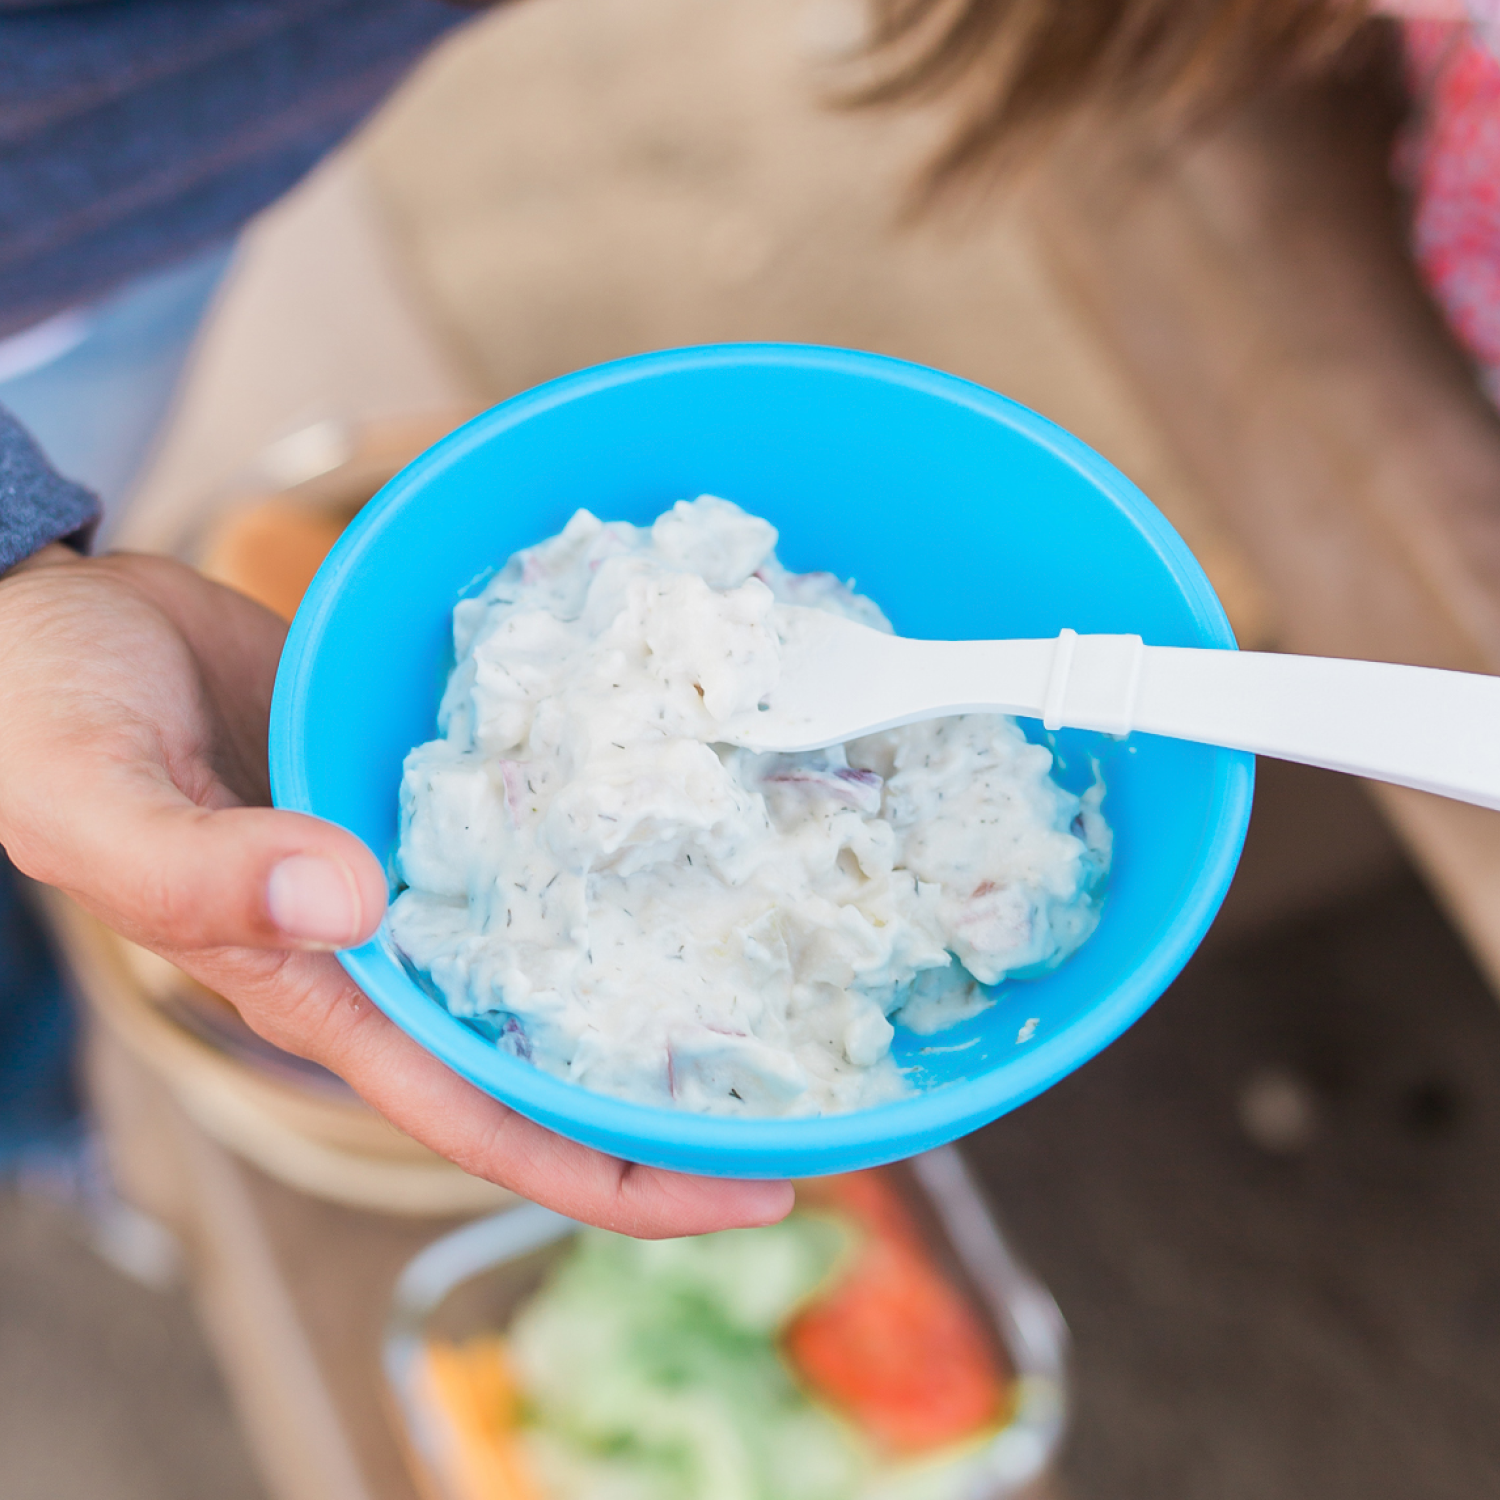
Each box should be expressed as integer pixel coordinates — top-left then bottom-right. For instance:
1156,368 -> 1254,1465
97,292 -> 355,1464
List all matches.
388,497 -> 1110,1116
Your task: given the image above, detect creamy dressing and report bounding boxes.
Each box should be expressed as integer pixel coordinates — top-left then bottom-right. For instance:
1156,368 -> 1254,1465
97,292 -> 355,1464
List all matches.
389,497 -> 1111,1116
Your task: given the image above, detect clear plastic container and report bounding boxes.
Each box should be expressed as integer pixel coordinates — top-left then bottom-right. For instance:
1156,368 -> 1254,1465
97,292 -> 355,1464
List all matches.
384,1147 -> 1067,1500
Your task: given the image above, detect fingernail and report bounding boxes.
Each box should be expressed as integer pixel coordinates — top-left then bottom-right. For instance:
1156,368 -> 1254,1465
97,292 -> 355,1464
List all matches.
267,854 -> 364,947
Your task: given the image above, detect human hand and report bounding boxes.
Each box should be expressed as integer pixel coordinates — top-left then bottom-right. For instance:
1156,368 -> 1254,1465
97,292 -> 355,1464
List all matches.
0,547 -> 792,1236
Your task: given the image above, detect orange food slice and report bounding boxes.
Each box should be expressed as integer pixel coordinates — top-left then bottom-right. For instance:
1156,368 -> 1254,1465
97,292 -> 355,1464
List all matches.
784,1173 -> 1010,1455
421,1338 -> 542,1500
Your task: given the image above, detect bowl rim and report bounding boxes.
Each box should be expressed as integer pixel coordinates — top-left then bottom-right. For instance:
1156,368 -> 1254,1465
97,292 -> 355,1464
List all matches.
270,341 -> 1253,1175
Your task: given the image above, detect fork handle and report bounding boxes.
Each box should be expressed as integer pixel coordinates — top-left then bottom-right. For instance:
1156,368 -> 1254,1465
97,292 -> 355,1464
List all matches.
1054,632 -> 1500,811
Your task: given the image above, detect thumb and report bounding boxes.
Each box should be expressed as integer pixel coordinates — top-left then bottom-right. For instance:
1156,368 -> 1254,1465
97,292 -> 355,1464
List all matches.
24,758 -> 388,953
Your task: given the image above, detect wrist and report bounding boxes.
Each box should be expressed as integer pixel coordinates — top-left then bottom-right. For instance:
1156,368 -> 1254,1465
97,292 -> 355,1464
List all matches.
0,542 -> 83,586
13,543 -> 79,572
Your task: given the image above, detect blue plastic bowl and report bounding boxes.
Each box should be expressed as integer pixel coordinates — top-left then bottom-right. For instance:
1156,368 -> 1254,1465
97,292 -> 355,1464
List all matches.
270,343 -> 1252,1179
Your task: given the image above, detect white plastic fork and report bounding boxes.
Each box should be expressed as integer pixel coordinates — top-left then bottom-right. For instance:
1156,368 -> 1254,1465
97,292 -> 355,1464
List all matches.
715,606 -> 1500,811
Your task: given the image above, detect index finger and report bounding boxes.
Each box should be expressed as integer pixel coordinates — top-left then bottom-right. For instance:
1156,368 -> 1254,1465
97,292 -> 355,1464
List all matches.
175,942 -> 794,1237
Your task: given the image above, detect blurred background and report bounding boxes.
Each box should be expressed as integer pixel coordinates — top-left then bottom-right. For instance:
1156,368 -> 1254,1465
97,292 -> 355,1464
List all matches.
5,1 -> 1500,1497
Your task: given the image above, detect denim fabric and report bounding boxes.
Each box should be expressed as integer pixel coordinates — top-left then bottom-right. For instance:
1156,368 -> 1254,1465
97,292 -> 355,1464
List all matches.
0,849 -> 79,1161
0,0 -> 471,339
0,401 -> 98,570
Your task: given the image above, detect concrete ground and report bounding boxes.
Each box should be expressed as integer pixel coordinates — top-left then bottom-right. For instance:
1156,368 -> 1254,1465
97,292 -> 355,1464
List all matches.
0,1184 -> 260,1500
973,810 -> 1500,1499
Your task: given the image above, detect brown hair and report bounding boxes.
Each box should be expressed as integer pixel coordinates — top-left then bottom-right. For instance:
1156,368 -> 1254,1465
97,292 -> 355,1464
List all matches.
858,0 -> 1372,189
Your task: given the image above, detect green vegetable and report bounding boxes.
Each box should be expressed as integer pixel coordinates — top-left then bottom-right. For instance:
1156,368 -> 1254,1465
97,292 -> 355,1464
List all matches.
507,1215 -> 862,1500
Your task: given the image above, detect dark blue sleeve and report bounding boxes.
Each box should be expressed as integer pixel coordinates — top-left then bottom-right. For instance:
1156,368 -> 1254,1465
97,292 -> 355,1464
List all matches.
0,0 -> 473,339
0,403 -> 100,572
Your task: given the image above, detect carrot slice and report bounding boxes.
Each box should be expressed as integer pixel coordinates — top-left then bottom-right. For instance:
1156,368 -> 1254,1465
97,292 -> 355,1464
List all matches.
421,1338 -> 543,1500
